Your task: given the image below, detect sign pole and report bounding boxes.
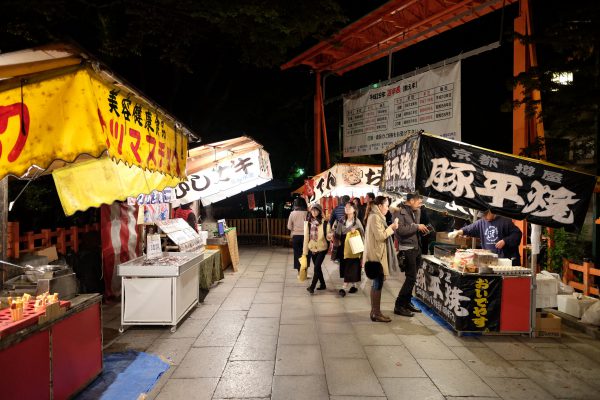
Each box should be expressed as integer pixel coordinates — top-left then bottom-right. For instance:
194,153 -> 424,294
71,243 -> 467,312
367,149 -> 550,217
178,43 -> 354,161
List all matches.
264,190 -> 270,247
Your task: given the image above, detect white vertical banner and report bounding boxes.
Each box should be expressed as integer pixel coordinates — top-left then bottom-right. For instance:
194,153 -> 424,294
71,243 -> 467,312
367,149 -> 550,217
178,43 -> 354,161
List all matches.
343,62 -> 461,157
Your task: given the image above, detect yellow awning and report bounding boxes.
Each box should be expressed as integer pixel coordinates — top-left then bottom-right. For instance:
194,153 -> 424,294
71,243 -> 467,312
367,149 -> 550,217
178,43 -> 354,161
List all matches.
0,67 -> 187,180
53,157 -> 182,216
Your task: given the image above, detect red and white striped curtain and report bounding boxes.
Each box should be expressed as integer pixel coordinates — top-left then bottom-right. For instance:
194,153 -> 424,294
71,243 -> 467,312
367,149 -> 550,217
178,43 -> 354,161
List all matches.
100,202 -> 142,299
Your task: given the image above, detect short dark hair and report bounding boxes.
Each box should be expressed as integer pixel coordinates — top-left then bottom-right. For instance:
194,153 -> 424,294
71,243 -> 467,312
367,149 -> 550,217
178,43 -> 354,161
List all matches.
406,192 -> 422,201
341,195 -> 351,204
366,192 -> 375,200
373,196 -> 389,206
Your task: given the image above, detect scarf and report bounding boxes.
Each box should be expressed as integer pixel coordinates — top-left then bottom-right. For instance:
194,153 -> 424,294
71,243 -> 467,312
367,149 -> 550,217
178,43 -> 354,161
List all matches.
309,219 -> 320,242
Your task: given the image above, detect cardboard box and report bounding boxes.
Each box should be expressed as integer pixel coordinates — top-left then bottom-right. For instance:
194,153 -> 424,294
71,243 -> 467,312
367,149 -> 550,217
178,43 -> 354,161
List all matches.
535,312 -> 561,337
535,273 -> 558,308
35,246 -> 58,262
557,294 -> 599,318
435,232 -> 472,247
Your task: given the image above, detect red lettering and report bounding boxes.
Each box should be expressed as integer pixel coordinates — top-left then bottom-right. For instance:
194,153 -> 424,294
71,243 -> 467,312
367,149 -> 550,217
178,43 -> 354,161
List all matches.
146,135 -> 157,166
128,128 -> 142,163
0,103 -> 30,162
110,119 -> 125,155
158,141 -> 165,167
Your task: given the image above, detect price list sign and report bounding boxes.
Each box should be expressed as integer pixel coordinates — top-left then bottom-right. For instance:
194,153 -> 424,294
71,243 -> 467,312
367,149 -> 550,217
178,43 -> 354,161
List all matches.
343,62 -> 461,157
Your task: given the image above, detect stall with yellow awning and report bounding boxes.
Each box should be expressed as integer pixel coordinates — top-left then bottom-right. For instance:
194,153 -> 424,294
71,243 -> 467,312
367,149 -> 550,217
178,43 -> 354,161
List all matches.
0,44 -> 195,215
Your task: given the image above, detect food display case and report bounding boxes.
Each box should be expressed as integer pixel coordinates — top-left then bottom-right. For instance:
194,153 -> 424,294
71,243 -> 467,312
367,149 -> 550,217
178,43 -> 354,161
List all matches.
117,252 -> 205,333
417,251 -> 532,336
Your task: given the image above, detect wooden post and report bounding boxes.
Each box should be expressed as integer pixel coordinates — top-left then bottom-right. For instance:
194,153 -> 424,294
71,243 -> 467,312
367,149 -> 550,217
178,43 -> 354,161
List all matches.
314,71 -> 322,174
514,0 -> 544,267
0,178 -> 7,261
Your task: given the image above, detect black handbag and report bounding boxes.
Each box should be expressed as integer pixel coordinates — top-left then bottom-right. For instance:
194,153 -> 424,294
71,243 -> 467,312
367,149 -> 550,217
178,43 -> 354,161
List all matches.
364,261 -> 383,279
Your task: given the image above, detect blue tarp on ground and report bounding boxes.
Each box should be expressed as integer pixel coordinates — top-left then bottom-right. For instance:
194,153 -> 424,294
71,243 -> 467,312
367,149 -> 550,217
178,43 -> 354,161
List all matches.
75,350 -> 170,400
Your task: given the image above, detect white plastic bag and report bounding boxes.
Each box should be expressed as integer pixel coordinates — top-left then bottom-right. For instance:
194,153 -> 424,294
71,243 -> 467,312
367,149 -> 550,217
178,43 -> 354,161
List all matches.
581,301 -> 600,326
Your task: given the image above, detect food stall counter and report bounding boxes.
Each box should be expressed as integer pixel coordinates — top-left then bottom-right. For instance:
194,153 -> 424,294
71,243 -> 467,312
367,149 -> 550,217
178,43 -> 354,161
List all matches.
0,293 -> 102,399
117,252 -> 205,333
417,255 -> 532,335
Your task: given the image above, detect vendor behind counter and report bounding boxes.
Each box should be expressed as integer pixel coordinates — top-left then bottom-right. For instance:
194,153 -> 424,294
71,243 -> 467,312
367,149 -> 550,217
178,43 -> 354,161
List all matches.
449,210 -> 522,265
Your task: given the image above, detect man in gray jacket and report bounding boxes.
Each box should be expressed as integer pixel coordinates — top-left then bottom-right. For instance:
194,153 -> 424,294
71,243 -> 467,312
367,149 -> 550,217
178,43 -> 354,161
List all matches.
393,193 -> 429,317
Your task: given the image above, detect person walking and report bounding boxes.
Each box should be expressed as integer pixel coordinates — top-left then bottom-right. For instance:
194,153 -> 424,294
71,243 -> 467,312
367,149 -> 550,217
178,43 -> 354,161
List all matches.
329,195 -> 350,227
393,193 -> 429,317
362,192 -> 375,226
303,204 -> 330,293
332,202 -> 364,297
364,196 -> 399,322
287,197 -> 308,273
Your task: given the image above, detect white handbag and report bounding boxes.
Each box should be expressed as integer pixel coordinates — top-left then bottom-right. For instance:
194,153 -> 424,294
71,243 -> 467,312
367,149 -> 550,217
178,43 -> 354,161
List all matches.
348,232 -> 364,254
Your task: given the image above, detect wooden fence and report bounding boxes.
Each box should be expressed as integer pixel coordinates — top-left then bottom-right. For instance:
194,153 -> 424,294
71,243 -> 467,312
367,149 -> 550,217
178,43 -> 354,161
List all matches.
562,259 -> 599,297
7,222 -> 100,259
226,218 -> 291,246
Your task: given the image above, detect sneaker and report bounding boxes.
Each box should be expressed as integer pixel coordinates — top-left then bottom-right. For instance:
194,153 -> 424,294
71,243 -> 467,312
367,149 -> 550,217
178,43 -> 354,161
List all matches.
339,289 -> 346,297
307,287 -> 314,294
348,286 -> 358,294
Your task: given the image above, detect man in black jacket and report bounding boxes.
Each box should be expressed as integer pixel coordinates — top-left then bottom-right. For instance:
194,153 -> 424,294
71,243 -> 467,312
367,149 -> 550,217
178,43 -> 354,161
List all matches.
392,193 -> 429,317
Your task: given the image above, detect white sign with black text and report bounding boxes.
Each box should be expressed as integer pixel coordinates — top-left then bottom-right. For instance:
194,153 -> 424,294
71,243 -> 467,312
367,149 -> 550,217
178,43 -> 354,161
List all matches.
343,62 -> 461,157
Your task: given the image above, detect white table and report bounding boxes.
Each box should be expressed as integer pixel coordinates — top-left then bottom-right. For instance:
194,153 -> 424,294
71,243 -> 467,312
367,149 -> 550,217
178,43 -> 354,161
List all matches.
117,252 -> 204,332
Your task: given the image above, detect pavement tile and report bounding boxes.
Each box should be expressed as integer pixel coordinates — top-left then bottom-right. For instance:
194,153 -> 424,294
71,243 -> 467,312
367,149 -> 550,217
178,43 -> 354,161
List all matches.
235,278 -> 262,287
193,312 -> 245,347
155,378 -> 219,400
324,358 -> 385,397
252,291 -> 283,304
258,282 -> 285,293
220,288 -> 257,310
365,345 -> 426,377
271,375 -> 329,400
451,346 -> 526,378
483,338 -> 548,361
160,317 -> 209,339
320,333 -> 366,359
188,303 -> 220,319
241,317 -> 280,336
278,323 -> 319,345
213,361 -> 274,398
399,335 -> 458,360
146,338 -> 195,365
172,346 -> 232,378
230,333 -> 277,361
317,318 -> 354,334
280,306 -> 315,325
380,377 -> 445,400
417,359 -> 497,397
275,344 -> 325,375
353,324 -> 403,346
248,302 -> 282,318
484,377 -> 552,400
428,325 -> 486,347
512,360 -> 598,399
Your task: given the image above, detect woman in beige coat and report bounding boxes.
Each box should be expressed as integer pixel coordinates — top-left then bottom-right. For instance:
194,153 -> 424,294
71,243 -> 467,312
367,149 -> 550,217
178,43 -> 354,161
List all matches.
365,196 -> 398,322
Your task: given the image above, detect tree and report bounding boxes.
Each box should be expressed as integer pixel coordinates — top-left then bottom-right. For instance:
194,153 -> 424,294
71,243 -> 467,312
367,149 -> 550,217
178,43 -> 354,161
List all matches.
512,0 -> 599,170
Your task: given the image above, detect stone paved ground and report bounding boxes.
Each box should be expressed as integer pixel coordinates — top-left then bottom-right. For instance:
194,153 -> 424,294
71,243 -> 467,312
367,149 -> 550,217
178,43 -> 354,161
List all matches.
103,246 -> 600,399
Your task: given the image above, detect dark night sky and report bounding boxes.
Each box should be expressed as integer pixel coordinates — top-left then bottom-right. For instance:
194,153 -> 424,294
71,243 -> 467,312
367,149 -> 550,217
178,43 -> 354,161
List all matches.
3,0 -> 587,225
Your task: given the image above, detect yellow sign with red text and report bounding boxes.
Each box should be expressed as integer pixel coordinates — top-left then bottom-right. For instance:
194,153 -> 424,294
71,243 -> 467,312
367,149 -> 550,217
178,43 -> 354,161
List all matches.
0,68 -> 187,180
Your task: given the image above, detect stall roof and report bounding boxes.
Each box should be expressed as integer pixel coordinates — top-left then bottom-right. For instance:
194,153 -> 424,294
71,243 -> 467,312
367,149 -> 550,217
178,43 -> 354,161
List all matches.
282,0 -> 516,75
0,43 -> 198,145
186,136 -> 263,174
